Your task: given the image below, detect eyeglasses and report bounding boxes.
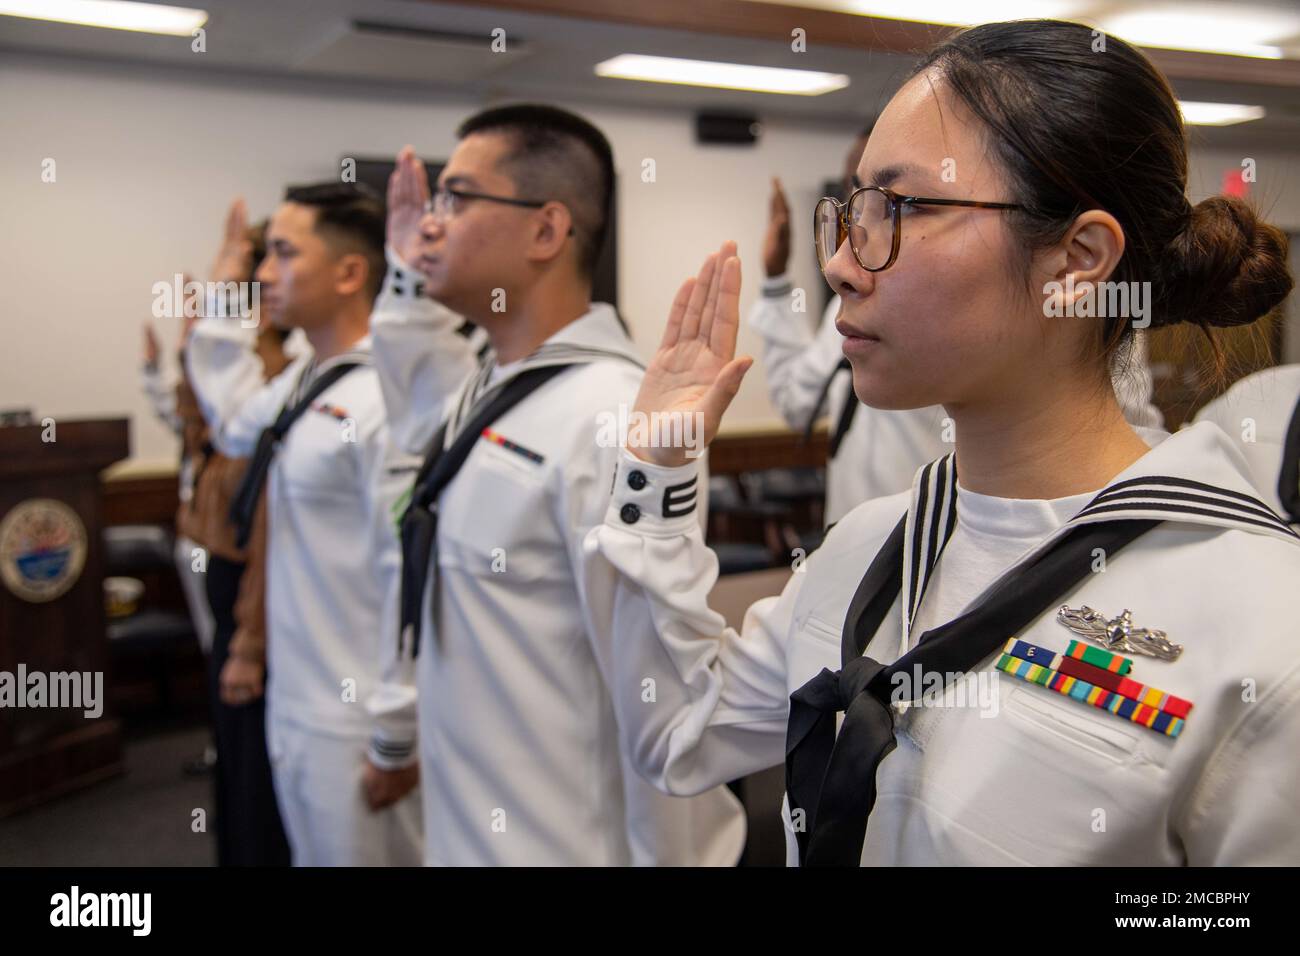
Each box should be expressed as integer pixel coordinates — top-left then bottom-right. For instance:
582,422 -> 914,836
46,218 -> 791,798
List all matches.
423,186 -> 576,236
815,184 -> 1024,273
424,186 -> 548,221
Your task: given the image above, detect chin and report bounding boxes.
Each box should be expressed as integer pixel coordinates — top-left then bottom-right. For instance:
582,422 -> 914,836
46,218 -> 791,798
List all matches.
849,367 -> 937,412
432,286 -> 480,320
422,278 -> 452,307
416,258 -> 453,292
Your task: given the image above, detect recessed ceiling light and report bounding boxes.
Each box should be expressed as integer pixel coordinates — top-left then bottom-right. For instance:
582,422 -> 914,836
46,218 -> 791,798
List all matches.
595,54 -> 849,96
1097,4 -> 1298,59
0,0 -> 208,36
1178,101 -> 1266,126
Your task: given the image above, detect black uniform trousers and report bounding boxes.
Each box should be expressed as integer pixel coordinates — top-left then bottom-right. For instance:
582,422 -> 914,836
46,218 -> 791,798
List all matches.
204,555 -> 291,867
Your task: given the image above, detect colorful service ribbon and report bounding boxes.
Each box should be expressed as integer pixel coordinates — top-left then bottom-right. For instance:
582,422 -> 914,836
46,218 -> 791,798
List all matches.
997,638 -> 1189,738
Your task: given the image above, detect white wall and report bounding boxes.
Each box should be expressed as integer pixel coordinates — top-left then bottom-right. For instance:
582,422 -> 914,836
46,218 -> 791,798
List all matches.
3,53 -> 1297,465
0,52 -> 848,465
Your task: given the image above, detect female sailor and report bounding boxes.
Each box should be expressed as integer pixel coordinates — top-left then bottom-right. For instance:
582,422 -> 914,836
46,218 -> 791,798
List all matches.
582,19 -> 1299,865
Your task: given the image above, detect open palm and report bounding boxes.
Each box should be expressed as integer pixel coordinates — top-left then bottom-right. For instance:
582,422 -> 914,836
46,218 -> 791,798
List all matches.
387,145 -> 429,266
210,198 -> 252,285
630,240 -> 753,468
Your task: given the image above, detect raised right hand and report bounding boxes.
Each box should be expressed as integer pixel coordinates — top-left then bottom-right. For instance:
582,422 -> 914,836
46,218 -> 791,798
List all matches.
210,198 -> 253,285
627,241 -> 753,469
387,145 -> 430,266
142,321 -> 161,368
762,177 -> 791,278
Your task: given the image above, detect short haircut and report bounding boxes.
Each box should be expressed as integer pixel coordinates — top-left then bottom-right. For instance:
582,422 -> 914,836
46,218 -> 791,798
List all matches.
283,182 -> 386,301
456,103 -> 614,279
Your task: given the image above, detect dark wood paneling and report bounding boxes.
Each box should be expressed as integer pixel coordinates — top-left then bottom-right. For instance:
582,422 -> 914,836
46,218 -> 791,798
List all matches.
434,0 -> 1300,88
102,473 -> 179,529
0,420 -> 129,817
0,419 -> 129,480
710,424 -> 827,475
0,721 -> 124,819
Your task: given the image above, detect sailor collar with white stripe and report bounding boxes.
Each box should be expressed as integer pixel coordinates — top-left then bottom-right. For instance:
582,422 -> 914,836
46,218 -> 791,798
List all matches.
316,333 -> 373,368
898,420 -> 1300,650
443,303 -> 643,444
286,335 -> 373,405
515,302 -> 641,368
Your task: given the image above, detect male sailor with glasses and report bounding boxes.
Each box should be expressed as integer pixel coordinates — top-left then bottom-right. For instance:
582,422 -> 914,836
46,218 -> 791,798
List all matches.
368,105 -> 746,866
749,129 -> 1162,526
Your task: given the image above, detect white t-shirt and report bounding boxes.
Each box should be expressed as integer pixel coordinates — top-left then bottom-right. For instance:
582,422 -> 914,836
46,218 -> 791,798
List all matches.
488,358 -> 520,387
907,482 -> 1098,651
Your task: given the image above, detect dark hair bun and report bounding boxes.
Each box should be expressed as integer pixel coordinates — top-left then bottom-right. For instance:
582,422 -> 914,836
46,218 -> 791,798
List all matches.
1161,195 -> 1293,330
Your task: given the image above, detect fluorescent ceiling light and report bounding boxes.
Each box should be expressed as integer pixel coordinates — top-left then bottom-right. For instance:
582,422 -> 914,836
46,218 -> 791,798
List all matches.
758,0 -> 1086,28
1095,4 -> 1299,59
0,0 -> 208,36
595,54 -> 849,96
1178,100 -> 1265,126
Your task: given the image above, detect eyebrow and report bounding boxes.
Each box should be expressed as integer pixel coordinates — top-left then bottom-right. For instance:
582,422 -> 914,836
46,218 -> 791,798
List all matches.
439,174 -> 479,190
862,162 -> 926,189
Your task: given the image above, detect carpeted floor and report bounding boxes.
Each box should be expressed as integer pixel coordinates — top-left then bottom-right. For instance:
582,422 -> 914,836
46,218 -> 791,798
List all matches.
0,721 -> 788,866
0,724 -> 216,867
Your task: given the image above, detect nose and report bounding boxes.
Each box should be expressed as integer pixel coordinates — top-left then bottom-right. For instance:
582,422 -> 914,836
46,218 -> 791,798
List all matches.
822,238 -> 875,300
419,210 -> 443,241
254,256 -> 275,286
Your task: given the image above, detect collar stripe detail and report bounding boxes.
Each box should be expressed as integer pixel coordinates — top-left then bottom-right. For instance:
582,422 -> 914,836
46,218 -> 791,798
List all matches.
1085,475 -> 1278,515
903,454 -> 959,635
1075,500 -> 1298,539
1081,487 -> 1287,527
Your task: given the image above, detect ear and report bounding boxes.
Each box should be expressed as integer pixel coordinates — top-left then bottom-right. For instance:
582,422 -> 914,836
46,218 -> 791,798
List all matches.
1040,209 -> 1126,315
334,252 -> 371,298
524,201 -> 575,266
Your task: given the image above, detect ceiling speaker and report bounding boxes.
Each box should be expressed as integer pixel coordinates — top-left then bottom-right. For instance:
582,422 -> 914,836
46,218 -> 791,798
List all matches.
694,112 -> 761,146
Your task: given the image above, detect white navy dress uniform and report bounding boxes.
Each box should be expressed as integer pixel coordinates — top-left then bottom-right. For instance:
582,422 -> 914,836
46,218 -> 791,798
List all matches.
583,420 -> 1300,864
186,318 -> 424,866
749,275 -> 1166,524
371,251 -> 747,866
1194,363 -> 1300,527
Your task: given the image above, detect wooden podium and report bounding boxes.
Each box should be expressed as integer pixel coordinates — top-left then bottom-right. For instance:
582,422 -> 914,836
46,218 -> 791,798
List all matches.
0,419 -> 128,817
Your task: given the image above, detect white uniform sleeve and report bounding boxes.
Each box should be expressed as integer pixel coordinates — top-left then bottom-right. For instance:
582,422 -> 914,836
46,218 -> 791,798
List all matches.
556,412 -> 744,864
363,419 -> 422,770
1181,659 -> 1300,864
141,362 -> 181,434
748,273 -> 843,430
371,246 -> 478,455
183,316 -> 276,447
581,449 -> 803,797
